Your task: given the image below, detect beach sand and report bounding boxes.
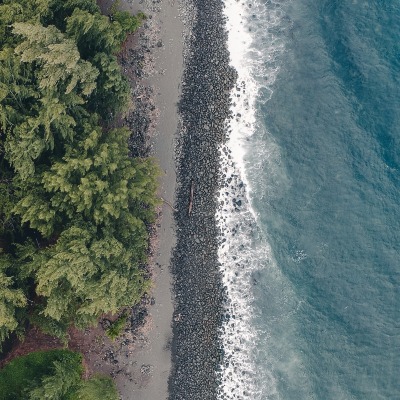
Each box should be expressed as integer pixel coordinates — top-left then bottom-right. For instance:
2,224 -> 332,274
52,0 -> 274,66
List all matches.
100,0 -> 185,399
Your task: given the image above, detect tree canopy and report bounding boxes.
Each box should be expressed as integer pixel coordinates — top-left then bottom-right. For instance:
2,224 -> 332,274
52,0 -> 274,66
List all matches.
0,0 -> 157,345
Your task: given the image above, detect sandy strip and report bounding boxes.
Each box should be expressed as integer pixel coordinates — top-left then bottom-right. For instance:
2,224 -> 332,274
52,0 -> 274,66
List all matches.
97,0 -> 185,399
121,7 -> 184,398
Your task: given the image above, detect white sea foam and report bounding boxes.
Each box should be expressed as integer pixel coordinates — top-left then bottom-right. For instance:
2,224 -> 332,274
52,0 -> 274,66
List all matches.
216,158 -> 278,400
217,0 -> 290,399
222,0 -> 288,203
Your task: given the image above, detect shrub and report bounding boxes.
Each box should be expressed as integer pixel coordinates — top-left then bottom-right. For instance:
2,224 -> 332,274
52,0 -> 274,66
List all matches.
106,312 -> 129,341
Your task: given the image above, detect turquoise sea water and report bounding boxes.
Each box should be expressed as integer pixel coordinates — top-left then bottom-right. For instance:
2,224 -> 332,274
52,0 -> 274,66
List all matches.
220,1 -> 400,399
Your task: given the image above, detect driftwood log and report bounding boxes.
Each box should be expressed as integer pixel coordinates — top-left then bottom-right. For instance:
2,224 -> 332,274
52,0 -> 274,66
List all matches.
188,181 -> 194,216
161,197 -> 177,212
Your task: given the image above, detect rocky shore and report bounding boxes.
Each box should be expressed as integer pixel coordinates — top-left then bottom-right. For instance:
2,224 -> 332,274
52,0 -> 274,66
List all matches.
170,0 -> 237,398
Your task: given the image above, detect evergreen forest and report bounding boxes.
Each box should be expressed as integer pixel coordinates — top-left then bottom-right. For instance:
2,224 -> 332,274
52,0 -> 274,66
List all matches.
0,0 -> 158,352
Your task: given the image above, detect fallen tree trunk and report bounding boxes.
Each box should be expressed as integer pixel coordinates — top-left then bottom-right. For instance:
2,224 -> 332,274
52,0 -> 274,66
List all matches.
188,181 -> 194,216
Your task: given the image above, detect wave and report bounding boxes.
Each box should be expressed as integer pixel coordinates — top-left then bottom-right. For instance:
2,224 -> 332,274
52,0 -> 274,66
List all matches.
216,158 -> 278,399
216,0 -> 291,399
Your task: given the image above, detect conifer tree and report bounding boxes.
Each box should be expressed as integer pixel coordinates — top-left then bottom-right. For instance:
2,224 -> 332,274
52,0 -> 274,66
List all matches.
13,22 -> 99,96
65,9 -> 123,57
0,253 -> 26,346
12,186 -> 58,238
19,224 -> 148,330
41,126 -> 158,229
74,375 -> 119,400
24,355 -> 119,400
113,10 -> 145,35
90,52 -> 130,116
0,0 -> 52,46
27,355 -> 82,399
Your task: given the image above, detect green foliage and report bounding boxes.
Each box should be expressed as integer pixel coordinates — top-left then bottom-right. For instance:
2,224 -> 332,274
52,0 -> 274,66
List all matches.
90,52 -> 130,115
47,0 -> 100,30
0,178 -> 19,238
113,10 -> 146,35
74,375 -> 119,400
43,127 -> 133,224
66,9 -> 124,57
0,349 -> 119,400
0,1 -> 50,46
29,306 -> 70,344
105,312 -> 128,341
27,356 -> 82,399
13,22 -> 99,96
0,0 -> 158,346
0,349 -> 81,400
21,225 -> 148,330
110,0 -> 146,35
109,0 -> 122,15
0,253 -> 26,346
12,179 -> 60,238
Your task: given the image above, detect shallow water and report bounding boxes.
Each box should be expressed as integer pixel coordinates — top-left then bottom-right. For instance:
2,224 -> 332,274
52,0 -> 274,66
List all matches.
219,1 -> 400,399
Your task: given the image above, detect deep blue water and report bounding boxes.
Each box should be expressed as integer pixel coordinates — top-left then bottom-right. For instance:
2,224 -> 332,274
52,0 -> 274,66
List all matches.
244,1 -> 400,399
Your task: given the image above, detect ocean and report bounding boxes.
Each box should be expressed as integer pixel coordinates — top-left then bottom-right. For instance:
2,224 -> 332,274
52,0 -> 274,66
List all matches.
218,1 -> 400,399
